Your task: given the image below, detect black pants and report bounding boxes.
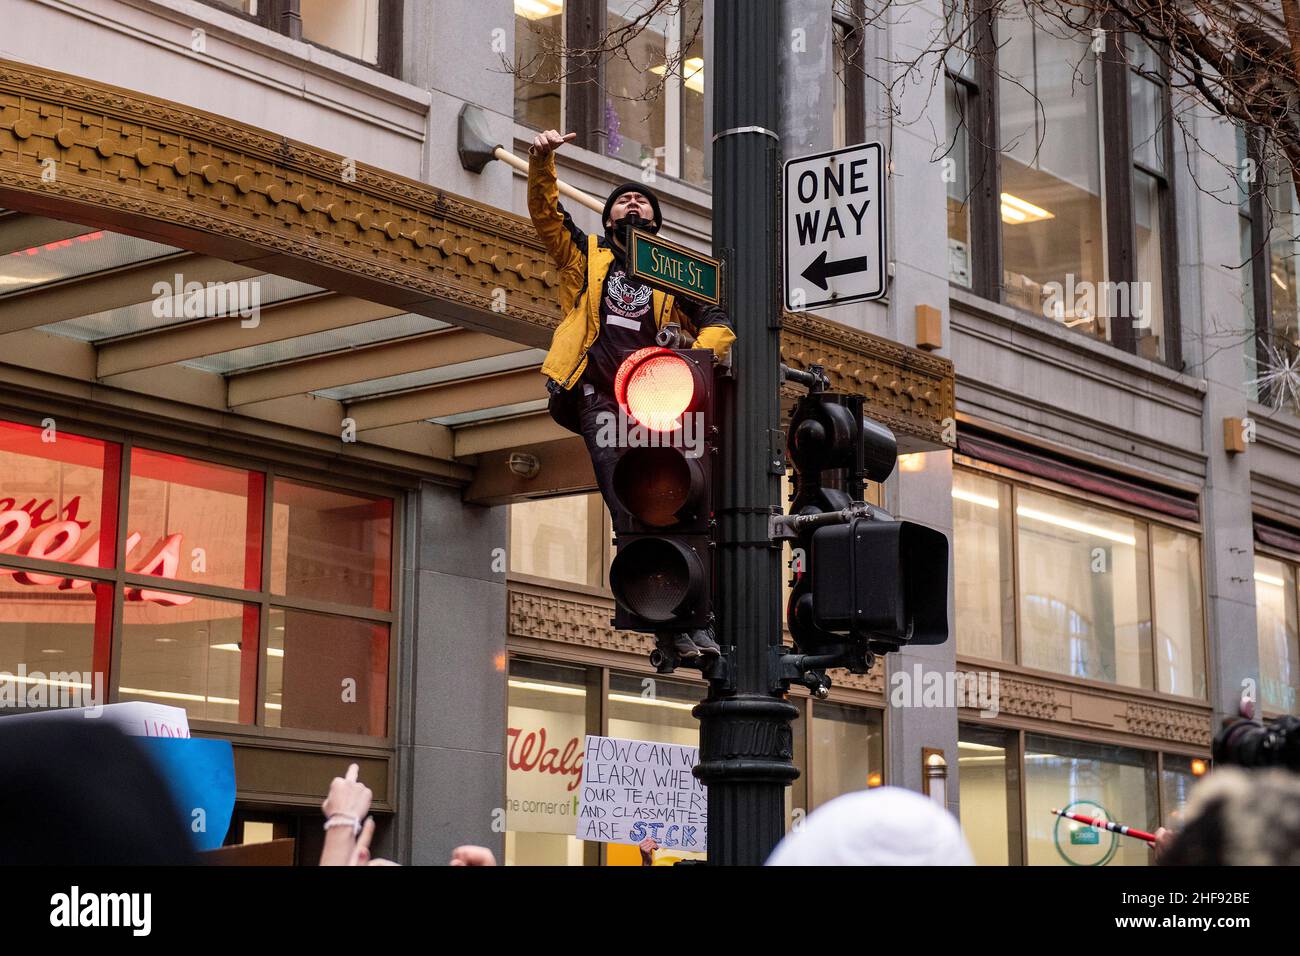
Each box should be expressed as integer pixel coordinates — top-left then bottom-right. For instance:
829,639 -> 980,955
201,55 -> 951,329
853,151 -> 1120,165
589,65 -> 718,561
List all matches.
577,389 -> 625,527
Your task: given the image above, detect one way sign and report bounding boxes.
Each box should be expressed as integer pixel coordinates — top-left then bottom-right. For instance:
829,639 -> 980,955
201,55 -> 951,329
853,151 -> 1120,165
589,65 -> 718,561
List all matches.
783,141 -> 888,310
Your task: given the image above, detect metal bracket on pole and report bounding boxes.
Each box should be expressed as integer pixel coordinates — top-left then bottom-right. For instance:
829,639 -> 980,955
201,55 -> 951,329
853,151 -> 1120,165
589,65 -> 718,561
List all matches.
769,501 -> 893,542
780,363 -> 830,393
768,428 -> 786,475
771,644 -> 875,696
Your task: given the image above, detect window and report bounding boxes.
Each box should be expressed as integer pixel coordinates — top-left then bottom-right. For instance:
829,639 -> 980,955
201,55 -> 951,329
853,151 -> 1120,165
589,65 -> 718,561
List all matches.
1127,37 -> 1174,361
958,724 -> 1021,865
998,9 -> 1106,334
1018,486 -> 1153,688
942,0 -> 994,292
832,1 -> 865,151
514,0 -> 564,132
270,479 -> 393,610
300,0 -> 379,64
509,493 -> 607,587
946,3 -> 1181,365
1160,753 -> 1205,826
809,700 -> 883,809
196,0 -> 400,74
503,655 -> 835,864
504,658 -> 588,866
952,470 -> 1015,660
1240,133 -> 1300,415
605,673 -> 706,865
1255,554 -> 1299,714
1024,734 -> 1157,866
952,464 -> 1207,698
0,418 -> 394,734
512,0 -> 709,186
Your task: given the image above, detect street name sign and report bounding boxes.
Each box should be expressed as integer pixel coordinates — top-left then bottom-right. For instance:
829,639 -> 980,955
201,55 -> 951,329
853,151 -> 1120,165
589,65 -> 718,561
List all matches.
783,141 -> 887,310
628,228 -> 724,307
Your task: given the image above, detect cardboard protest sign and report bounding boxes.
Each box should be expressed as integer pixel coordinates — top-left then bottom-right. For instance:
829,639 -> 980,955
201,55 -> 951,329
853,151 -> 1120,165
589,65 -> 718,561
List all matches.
576,734 -> 707,851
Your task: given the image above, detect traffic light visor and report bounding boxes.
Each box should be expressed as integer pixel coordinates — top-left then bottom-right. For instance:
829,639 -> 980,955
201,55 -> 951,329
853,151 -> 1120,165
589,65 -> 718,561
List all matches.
615,347 -> 696,432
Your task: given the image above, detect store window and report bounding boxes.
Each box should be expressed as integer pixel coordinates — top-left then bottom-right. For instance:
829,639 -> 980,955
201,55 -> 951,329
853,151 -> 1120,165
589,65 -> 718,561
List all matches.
128,449 -> 261,592
809,700 -> 883,809
270,479 -> 392,611
117,591 -> 252,724
952,465 -> 1207,698
952,469 -> 1014,661
509,493 -> 605,587
1018,486 -> 1152,689
505,658 -> 588,866
1255,554 -> 1299,714
1160,753 -> 1206,826
605,672 -> 706,865
0,418 -> 394,734
265,608 -> 388,736
958,724 -> 1021,865
1024,734 -> 1157,866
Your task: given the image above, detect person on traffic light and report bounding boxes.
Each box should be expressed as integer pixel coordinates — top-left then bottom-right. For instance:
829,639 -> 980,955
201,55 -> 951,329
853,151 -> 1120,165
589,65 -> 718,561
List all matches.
528,128 -> 735,664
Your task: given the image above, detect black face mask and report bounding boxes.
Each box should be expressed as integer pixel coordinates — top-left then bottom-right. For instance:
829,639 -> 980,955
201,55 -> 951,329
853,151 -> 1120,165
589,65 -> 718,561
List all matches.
612,212 -> 658,253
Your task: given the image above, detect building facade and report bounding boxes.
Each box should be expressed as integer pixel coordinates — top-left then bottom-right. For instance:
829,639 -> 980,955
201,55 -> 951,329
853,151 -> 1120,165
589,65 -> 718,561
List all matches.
0,0 -> 1294,866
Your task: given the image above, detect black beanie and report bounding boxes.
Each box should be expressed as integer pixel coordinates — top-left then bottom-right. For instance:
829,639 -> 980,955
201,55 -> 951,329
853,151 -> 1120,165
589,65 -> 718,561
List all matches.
602,182 -> 663,232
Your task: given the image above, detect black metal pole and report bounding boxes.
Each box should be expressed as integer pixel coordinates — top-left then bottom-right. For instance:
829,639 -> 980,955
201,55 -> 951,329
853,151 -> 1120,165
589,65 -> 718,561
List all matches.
693,0 -> 798,866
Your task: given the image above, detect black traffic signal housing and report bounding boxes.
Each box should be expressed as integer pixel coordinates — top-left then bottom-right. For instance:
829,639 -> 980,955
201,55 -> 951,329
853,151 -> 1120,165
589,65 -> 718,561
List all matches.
785,389 -> 949,656
607,347 -> 716,632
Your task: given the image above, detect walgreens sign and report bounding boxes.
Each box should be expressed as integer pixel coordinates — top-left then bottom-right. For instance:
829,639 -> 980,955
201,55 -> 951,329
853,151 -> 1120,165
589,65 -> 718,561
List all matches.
0,495 -> 192,605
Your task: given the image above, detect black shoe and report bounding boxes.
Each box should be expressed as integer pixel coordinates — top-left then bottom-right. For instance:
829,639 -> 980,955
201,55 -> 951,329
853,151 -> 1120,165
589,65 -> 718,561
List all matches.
690,627 -> 721,658
655,632 -> 700,661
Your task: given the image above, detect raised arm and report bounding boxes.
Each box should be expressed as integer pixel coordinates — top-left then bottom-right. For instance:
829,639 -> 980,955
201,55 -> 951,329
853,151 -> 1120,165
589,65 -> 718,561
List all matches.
527,130 -> 587,305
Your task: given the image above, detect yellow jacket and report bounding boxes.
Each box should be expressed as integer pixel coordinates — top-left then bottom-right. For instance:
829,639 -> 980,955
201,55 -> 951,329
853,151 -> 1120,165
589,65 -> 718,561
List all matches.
528,152 -> 736,390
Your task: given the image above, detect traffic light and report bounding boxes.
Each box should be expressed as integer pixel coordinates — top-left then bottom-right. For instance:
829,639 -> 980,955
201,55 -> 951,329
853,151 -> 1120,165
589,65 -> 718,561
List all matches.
785,389 -> 948,656
607,347 -> 716,632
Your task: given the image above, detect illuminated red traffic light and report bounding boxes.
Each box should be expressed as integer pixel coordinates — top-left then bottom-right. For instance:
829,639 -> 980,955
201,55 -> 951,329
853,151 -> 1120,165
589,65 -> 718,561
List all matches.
615,347 -> 696,432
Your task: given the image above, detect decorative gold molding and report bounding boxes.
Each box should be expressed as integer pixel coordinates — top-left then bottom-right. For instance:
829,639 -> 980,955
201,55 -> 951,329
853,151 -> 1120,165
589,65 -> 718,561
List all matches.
955,664 -> 1212,747
782,311 -> 955,447
509,587 -> 655,657
1124,702 -> 1212,747
0,59 -> 954,444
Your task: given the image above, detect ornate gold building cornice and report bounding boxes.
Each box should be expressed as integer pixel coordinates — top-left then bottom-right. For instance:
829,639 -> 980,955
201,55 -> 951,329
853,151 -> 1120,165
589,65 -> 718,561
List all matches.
0,58 -> 952,444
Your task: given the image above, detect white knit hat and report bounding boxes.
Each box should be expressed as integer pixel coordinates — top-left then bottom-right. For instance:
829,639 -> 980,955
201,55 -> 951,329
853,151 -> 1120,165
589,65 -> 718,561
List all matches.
765,786 -> 975,866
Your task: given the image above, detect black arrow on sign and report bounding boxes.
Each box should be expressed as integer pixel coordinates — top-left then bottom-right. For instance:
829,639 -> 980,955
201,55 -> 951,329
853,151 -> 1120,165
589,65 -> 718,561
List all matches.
800,250 -> 869,291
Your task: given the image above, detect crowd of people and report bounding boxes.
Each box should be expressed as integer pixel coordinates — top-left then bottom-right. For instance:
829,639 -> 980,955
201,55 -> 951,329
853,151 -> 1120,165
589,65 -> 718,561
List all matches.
3,714 -> 1297,866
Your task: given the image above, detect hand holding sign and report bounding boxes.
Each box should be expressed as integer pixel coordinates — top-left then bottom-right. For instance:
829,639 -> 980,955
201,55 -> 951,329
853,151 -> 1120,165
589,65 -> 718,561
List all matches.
576,734 -> 708,852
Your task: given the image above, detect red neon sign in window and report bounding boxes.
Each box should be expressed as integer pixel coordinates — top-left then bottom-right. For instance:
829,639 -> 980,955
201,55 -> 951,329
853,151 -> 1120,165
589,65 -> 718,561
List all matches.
0,495 -> 194,605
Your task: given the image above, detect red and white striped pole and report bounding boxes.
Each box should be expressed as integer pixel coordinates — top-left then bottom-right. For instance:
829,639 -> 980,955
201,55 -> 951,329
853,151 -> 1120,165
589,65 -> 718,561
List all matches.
1051,808 -> 1158,844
